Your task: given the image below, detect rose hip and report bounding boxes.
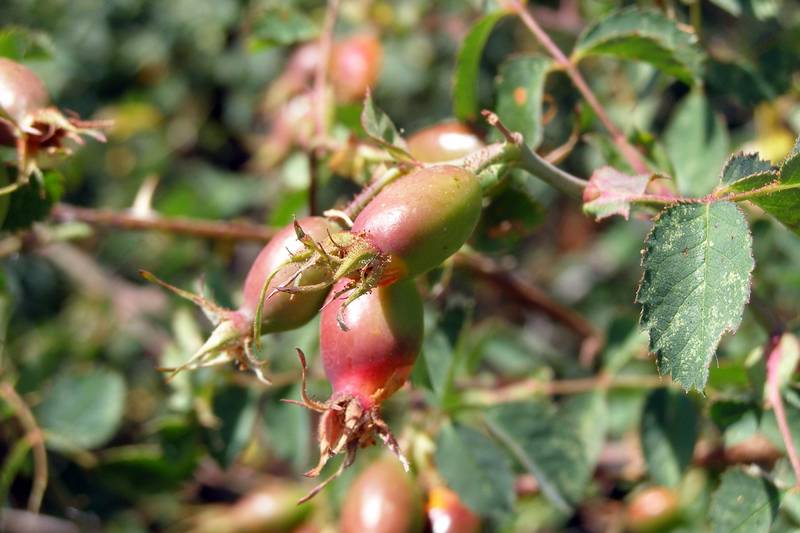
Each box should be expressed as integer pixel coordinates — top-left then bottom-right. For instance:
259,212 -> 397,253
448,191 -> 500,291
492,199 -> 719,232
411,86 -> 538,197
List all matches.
407,122 -> 484,163
340,457 -> 424,533
287,279 -> 423,502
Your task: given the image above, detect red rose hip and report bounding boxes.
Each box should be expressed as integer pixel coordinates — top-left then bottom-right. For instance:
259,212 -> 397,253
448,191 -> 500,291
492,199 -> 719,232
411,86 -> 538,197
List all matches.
288,279 -> 423,502
340,457 -> 424,533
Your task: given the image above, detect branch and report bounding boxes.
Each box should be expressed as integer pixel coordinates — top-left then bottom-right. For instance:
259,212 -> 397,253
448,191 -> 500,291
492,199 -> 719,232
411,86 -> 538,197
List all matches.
50,204 -> 275,243
453,250 -> 604,364
0,383 -> 48,513
502,0 -> 649,175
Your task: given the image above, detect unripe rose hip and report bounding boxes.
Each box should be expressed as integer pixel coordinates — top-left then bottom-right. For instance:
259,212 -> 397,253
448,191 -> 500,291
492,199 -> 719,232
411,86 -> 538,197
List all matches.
238,216 -> 333,332
407,122 -> 484,163
0,57 -> 106,183
625,486 -> 681,532
340,457 -> 424,533
330,33 -> 383,103
0,58 -> 50,125
351,165 -> 481,283
143,216 -> 339,382
426,486 -> 481,533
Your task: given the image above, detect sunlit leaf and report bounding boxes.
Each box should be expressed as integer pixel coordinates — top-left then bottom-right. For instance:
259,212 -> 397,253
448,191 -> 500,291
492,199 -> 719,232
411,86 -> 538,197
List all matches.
453,12 -> 507,122
493,55 -> 552,148
573,8 -> 704,83
583,166 -> 651,220
637,202 -> 754,391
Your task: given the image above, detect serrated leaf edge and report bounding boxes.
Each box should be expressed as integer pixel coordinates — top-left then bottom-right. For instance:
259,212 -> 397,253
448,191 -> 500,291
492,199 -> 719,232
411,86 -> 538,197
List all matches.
635,202 -> 754,391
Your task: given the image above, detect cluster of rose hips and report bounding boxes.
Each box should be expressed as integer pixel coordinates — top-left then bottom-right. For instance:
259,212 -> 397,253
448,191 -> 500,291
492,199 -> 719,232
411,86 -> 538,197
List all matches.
187,456 -> 480,533
148,149 -> 483,499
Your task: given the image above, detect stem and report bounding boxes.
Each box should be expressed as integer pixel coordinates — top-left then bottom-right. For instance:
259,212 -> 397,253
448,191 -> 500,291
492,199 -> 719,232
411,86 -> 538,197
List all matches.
765,333 -> 800,487
343,166 -> 406,220
0,382 -> 48,513
461,373 -> 667,406
51,204 -> 275,242
483,111 -> 587,199
503,0 -> 649,174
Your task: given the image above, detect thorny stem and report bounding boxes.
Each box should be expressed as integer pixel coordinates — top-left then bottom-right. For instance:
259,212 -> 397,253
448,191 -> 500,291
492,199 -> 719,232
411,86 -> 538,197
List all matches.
765,333 -> 800,487
51,203 -> 275,242
0,382 -> 48,513
502,0 -> 650,175
343,166 -> 406,220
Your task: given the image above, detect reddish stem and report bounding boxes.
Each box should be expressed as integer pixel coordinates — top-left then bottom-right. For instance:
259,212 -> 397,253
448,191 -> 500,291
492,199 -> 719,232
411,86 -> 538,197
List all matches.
503,0 -> 649,175
765,333 -> 800,487
51,203 -> 275,242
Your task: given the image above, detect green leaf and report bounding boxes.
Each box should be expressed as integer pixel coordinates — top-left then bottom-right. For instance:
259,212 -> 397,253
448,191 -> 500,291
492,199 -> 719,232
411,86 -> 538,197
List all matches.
720,153 -> 775,184
716,153 -> 777,195
263,386 -> 311,473
208,386 -> 258,468
419,326 -> 454,402
360,91 -> 411,161
0,27 -> 54,61
435,423 -> 515,521
572,8 -> 704,83
582,166 -> 651,221
640,388 -> 698,486
492,55 -> 552,148
636,202 -> 754,391
473,179 -> 545,253
709,400 -> 760,447
453,12 -> 507,122
663,90 -> 730,197
709,468 -> 779,533
35,367 -> 126,452
486,397 -> 607,511
247,6 -> 318,49
2,170 -> 64,231
724,142 -> 800,234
